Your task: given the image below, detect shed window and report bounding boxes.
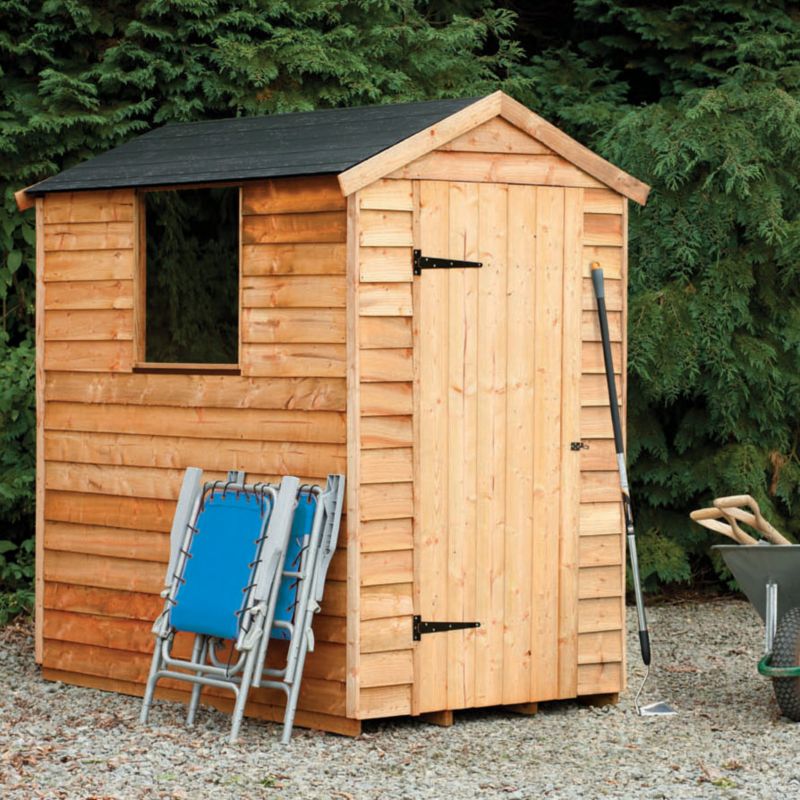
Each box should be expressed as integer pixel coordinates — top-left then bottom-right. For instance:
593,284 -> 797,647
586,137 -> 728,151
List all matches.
143,187 -> 239,365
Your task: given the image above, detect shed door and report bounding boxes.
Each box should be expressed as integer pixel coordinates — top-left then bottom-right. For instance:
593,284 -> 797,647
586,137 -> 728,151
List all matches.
412,181 -> 583,713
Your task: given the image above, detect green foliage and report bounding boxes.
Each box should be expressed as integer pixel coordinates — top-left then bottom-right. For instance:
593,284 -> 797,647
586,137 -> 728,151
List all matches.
635,527 -> 693,589
543,1 -> 800,584
0,336 -> 35,521
595,3 -> 800,583
0,335 -> 35,620
3,0 -> 800,612
0,536 -> 34,625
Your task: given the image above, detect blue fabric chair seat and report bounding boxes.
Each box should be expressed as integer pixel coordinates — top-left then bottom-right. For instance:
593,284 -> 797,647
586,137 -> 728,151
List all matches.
170,490 -> 270,641
271,493 -> 317,640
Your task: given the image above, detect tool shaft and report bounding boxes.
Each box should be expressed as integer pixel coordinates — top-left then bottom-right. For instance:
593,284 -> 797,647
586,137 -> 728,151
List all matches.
592,263 -> 651,667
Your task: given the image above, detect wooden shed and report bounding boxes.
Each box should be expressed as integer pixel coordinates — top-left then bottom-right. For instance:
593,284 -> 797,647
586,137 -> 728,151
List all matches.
17,91 -> 649,736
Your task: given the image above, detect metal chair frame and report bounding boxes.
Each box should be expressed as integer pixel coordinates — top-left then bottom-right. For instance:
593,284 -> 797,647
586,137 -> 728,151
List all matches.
139,471 -> 299,742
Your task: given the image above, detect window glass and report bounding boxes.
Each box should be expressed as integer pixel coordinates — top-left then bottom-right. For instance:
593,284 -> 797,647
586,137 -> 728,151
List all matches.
144,187 -> 239,363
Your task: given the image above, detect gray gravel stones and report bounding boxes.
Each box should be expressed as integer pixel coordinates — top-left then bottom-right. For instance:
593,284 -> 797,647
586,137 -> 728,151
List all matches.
0,600 -> 796,799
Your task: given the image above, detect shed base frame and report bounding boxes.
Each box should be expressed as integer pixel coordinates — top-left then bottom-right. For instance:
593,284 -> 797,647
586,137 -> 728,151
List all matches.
42,668 -> 362,738
577,692 -> 620,708
418,710 -> 454,727
42,667 -> 623,736
506,702 -> 539,716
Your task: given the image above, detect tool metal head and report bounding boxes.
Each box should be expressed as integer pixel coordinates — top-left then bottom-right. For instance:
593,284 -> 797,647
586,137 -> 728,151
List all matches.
634,666 -> 677,717
637,700 -> 677,717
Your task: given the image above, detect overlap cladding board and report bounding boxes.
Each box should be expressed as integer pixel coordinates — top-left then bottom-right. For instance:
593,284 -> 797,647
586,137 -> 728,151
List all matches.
39,176 -> 358,736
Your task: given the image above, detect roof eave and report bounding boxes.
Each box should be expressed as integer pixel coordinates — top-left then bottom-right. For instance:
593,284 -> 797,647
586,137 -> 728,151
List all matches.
498,94 -> 650,206
15,185 -> 36,212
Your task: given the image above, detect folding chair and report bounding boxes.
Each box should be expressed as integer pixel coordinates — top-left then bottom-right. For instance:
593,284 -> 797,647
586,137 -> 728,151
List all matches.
254,474 -> 345,742
139,469 -> 299,742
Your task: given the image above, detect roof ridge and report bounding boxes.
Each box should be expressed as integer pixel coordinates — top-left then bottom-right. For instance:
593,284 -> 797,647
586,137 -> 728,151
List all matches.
147,95 -> 487,132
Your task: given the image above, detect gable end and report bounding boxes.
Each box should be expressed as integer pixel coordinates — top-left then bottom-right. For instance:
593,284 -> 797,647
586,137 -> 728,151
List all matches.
338,92 -> 649,205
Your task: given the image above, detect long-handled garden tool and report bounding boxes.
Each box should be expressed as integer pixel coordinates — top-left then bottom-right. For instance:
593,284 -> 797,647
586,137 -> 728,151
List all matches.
591,262 -> 676,717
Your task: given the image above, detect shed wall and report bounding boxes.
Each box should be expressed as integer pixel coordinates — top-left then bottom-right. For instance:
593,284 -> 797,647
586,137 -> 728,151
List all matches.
38,178 -> 357,735
350,179 -> 417,719
352,117 -> 628,718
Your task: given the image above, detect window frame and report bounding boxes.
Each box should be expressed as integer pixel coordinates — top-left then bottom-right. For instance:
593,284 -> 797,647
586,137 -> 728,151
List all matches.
132,183 -> 243,375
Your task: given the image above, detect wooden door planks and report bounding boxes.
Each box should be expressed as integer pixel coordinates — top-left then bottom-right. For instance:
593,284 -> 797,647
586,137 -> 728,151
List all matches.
446,181 -> 480,710
409,177 -> 608,713
413,179 -> 450,714
502,184 -> 536,705
530,186 -> 564,703
474,182 -> 509,707
558,188 -> 583,699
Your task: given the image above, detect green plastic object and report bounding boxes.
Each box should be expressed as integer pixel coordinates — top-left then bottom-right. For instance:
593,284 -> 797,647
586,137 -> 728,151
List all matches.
758,652 -> 800,678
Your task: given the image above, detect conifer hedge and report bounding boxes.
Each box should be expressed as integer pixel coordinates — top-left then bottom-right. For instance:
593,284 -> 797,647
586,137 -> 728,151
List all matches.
2,1 -> 799,616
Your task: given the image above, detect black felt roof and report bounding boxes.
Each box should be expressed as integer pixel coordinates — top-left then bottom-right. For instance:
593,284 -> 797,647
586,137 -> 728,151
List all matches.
28,97 -> 480,195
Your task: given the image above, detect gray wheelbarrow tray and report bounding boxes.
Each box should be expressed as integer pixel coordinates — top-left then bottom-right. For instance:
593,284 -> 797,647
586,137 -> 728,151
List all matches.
713,544 -> 800,679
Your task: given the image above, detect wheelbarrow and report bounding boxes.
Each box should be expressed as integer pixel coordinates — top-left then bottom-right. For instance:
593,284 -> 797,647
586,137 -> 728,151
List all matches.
691,496 -> 800,721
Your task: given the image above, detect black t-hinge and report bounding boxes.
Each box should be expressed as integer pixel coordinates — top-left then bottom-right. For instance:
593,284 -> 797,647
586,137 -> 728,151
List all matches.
413,615 -> 480,641
413,249 -> 483,276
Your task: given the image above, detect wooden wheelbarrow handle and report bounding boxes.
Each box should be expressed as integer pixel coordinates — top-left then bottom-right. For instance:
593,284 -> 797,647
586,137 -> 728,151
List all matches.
712,495 -> 791,545
689,507 -> 757,545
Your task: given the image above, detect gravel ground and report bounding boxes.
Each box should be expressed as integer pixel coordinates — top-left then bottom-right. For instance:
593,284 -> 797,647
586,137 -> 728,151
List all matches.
1,599 -> 797,799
